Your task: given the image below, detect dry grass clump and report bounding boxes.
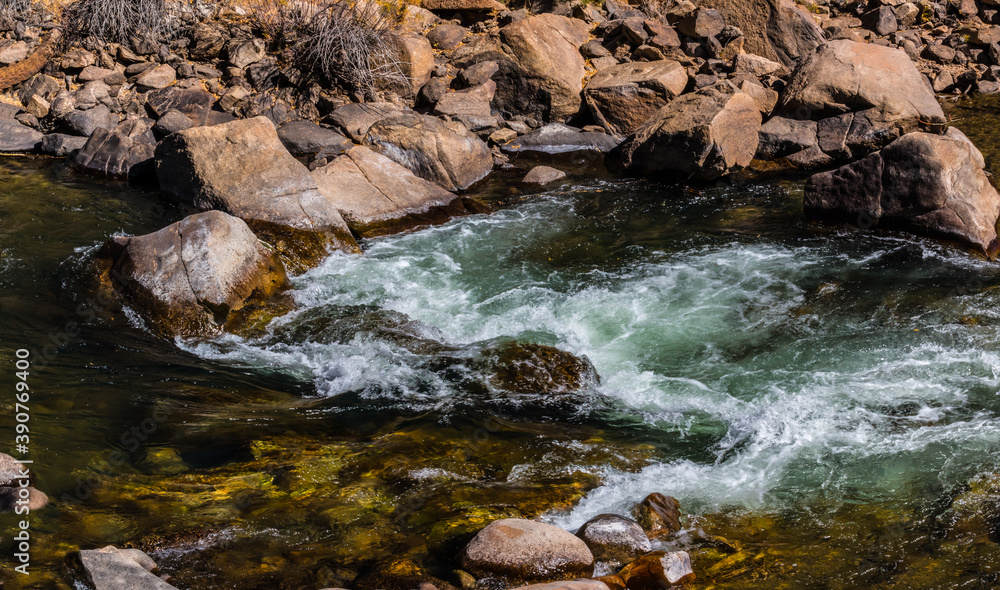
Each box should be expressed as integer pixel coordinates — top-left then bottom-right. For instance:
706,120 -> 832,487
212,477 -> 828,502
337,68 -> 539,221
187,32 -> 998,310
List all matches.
0,0 -> 42,31
61,0 -> 168,47
243,0 -> 407,94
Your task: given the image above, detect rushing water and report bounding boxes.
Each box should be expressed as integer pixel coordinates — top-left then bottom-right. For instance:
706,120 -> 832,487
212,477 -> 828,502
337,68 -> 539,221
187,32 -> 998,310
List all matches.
4,106 -> 1000,588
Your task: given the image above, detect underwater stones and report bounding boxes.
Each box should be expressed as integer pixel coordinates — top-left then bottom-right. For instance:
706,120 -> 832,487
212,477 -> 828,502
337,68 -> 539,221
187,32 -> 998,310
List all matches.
510,581 -> 611,590
804,128 -> 1000,256
487,341 -> 599,394
575,514 -> 651,564
0,486 -> 48,512
460,518 -> 595,581
632,493 -> 682,540
155,116 -> 360,268
617,551 -> 695,589
78,546 -> 178,590
96,211 -> 290,337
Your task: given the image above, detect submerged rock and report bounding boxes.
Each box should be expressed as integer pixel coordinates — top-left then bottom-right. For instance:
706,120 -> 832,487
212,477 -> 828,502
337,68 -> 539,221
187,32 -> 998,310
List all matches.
510,581 -> 611,590
312,146 -> 468,237
96,211 -> 290,337
460,518 -> 595,582
77,546 -> 177,590
155,117 -> 359,271
632,493 -> 682,540
575,514 -> 651,564
486,341 -> 600,395
617,551 -> 695,589
804,129 -> 1000,256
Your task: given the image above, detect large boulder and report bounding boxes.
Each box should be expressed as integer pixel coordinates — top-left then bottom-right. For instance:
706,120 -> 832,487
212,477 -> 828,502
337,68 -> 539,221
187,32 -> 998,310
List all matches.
145,87 -> 215,128
364,113 -> 492,191
460,518 -> 595,582
616,83 -> 762,179
433,81 -> 498,131
155,117 -> 359,271
394,33 -> 435,95
804,129 -> 1000,256
72,126 -> 156,181
78,546 -> 178,590
326,102 -> 413,142
584,61 -> 689,136
277,120 -> 353,156
96,211 -> 289,337
698,0 -> 825,68
778,40 -> 945,157
500,14 -> 591,121
312,146 -> 468,237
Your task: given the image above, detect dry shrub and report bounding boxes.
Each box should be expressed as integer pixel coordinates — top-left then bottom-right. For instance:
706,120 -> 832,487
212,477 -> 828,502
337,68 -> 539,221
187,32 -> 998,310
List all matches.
61,0 -> 168,47
295,0 -> 406,93
0,0 -> 39,30
244,0 -> 407,94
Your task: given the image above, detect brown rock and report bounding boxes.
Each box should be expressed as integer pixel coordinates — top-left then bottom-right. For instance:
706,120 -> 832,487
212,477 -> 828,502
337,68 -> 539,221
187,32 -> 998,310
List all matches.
632,493 -> 682,540
617,83 -> 762,179
618,552 -> 695,590
522,166 -> 567,185
804,129 -> 1000,256
312,146 -> 466,237
584,60 -> 688,136
395,33 -> 435,95
460,519 -> 595,582
421,0 -> 504,10
501,14 -> 591,121
698,0 -> 825,68
575,514 -> 651,564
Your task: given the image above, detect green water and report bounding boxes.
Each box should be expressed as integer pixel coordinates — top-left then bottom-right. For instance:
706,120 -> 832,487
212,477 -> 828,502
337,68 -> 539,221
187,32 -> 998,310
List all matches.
2,107 -> 1000,588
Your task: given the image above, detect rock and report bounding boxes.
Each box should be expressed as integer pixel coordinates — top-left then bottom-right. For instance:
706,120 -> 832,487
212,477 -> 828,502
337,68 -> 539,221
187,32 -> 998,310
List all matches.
420,77 -> 450,105
433,82 -> 498,131
698,0 -> 825,68
0,486 -> 48,512
502,123 -> 622,154
189,23 -> 228,61
734,77 -> 779,114
395,33 -> 435,95
584,60 -> 689,136
40,133 -> 88,156
677,9 -> 725,38
459,61 -> 500,86
400,4 -> 440,33
922,43 -> 956,64
861,6 -> 898,36
459,519 -> 595,582
227,38 -> 266,68
500,14 -> 591,121
778,40 -> 945,134
0,118 -> 42,151
312,146 -> 465,237
632,493 -> 682,540
364,113 -> 492,191
61,49 -> 96,70
153,110 -> 193,137
135,65 -> 176,89
326,102 -> 412,142
78,546 -> 178,590
17,74 -> 61,104
421,0 -> 505,10
73,128 -> 156,181
486,341 -> 599,394
581,41 -> 612,58
78,66 -> 116,82
575,515 -> 651,564
62,105 -> 118,137
0,41 -> 29,64
510,582 -> 610,590
616,83 -> 761,179
426,24 -> 468,50
278,121 -> 353,155
489,128 -> 518,145
732,53 -> 782,76
756,116 -> 820,160
0,452 -> 24,485
805,129 -> 1000,256
522,165 -> 567,185
617,552 -> 695,589
155,117 -> 359,269
98,211 -> 289,337
27,94 -> 53,119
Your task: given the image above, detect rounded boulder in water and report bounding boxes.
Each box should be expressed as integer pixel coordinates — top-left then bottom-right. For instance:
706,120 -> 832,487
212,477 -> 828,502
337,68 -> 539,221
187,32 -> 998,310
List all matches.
632,493 -> 682,540
575,514 -> 651,564
460,518 -> 595,582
